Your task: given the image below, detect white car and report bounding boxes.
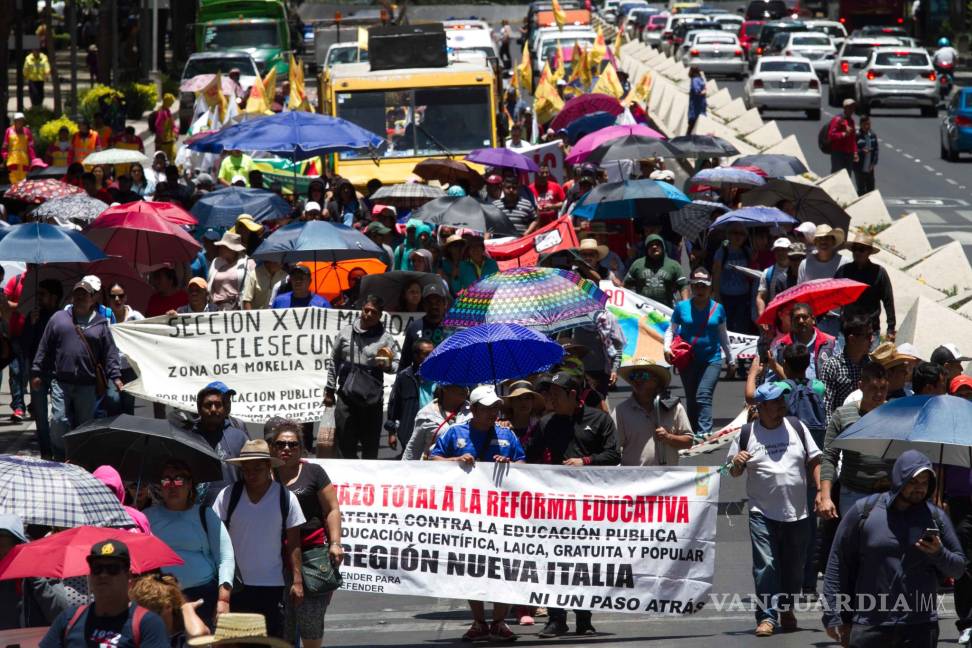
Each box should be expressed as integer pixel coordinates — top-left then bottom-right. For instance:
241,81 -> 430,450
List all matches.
324,43 -> 367,68
711,13 -> 745,31
744,56 -> 821,119
805,19 -> 847,50
535,30 -> 597,76
660,12 -> 707,56
681,31 -> 747,78
855,47 -> 938,116
827,36 -> 902,106
779,31 -> 836,76
446,26 -> 500,61
641,13 -> 669,47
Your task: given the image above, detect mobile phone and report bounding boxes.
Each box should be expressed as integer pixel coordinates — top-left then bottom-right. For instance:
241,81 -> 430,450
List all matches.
921,528 -> 940,543
756,338 -> 770,364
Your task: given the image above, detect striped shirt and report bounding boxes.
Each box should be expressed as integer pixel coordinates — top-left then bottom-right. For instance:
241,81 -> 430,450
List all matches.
493,197 -> 536,236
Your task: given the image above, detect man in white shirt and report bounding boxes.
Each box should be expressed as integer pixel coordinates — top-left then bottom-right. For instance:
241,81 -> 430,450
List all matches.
797,225 -> 848,336
613,359 -> 693,466
727,381 -> 821,638
213,439 -> 305,638
755,237 -> 794,327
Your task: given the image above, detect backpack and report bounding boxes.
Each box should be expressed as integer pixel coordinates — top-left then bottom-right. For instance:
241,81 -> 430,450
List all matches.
737,416 -> 812,477
64,604 -> 149,647
818,119 -> 833,154
782,379 -> 827,440
223,480 -> 290,534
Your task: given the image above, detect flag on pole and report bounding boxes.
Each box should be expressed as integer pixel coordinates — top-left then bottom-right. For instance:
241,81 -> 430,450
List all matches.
288,54 -> 311,111
515,42 -> 533,95
623,71 -> 653,106
553,45 -> 567,81
591,61 -> 624,99
565,43 -> 591,95
552,0 -> 566,30
534,72 -> 564,125
357,27 -> 369,51
245,70 -> 272,114
201,72 -> 228,121
590,26 -> 607,70
612,26 -> 624,57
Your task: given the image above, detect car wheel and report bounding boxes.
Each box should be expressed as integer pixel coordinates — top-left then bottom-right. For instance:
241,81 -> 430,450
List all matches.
920,105 -> 937,118
807,109 -> 821,120
941,138 -> 950,160
946,140 -> 959,162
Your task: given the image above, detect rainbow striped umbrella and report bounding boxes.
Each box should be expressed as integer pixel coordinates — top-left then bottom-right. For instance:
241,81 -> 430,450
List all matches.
443,267 -> 608,335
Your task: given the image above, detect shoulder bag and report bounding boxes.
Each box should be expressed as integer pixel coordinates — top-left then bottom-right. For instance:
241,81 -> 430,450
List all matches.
338,332 -> 384,408
301,545 -> 344,596
669,301 -> 717,372
74,324 -> 108,397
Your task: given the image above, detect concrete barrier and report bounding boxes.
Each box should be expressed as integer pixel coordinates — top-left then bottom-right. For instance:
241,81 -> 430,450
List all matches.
845,190 -> 894,230
872,213 -> 932,268
761,135 -> 811,170
904,241 -> 972,295
897,295 -> 972,360
707,88 -> 733,111
712,97 -> 747,122
814,169 -> 858,208
744,121 -> 784,149
726,108 -> 764,136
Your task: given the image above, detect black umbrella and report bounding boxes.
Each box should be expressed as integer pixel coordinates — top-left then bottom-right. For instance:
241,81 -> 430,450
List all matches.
732,154 -> 808,178
412,196 -> 516,236
357,271 -> 447,309
585,134 -> 686,165
668,135 -> 741,157
64,414 -> 224,483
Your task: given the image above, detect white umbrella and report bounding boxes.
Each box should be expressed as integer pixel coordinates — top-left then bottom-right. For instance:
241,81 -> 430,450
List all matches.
82,148 -> 150,167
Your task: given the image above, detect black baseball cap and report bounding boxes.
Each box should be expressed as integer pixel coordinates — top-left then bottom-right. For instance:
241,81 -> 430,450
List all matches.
87,539 -> 130,566
549,371 -> 581,392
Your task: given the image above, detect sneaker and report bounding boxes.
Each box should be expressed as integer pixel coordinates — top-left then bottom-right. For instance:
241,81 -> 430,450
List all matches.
10,409 -> 23,423
518,615 -> 535,626
780,611 -> 797,632
462,621 -> 491,642
755,620 -> 774,637
958,627 -> 972,645
488,621 -> 518,642
537,621 -> 570,638
534,607 -> 548,618
575,622 -> 597,636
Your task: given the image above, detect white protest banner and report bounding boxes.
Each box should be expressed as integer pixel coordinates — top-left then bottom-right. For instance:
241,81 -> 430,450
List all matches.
113,308 -> 421,422
600,283 -> 759,361
315,459 -> 719,614
520,141 -> 566,182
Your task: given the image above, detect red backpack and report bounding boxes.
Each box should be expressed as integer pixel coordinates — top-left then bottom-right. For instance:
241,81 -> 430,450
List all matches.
64,604 -> 150,647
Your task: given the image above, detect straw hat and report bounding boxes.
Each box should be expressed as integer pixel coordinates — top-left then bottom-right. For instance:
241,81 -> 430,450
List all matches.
444,233 -> 466,248
188,614 -> 290,648
504,380 -> 545,411
618,357 -> 671,388
846,230 -> 879,252
214,231 -> 246,252
813,224 -> 845,246
869,341 -> 917,369
556,335 -> 589,359
236,213 -> 264,233
225,440 -> 283,468
576,238 -> 608,261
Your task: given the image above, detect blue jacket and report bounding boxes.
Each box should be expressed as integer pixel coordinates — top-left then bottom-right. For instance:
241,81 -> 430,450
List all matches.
823,449 -> 966,628
31,310 -> 121,384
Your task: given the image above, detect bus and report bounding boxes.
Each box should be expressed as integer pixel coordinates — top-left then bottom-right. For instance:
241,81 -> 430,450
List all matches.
320,58 -> 499,188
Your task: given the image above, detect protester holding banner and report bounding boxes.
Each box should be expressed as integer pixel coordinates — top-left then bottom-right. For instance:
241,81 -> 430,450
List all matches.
613,359 -> 693,466
325,296 -> 401,459
402,383 -> 471,460
386,339 -> 436,455
429,385 -> 524,641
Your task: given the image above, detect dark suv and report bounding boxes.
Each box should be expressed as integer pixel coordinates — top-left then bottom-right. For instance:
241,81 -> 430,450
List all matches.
748,19 -> 808,67
745,0 -> 789,20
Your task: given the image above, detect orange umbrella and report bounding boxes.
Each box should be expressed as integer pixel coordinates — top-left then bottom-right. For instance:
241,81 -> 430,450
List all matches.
302,258 -> 387,301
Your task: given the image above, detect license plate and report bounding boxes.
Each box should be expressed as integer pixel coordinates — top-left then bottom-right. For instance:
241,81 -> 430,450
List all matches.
779,80 -> 791,88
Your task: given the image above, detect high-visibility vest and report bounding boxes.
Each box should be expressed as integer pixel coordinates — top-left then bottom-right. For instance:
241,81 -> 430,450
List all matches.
4,128 -> 31,170
47,142 -> 70,167
70,131 -> 99,163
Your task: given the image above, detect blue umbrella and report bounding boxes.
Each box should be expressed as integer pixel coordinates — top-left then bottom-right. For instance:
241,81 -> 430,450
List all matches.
420,323 -> 564,386
563,111 -> 617,145
832,395 -> 972,467
252,220 -> 384,264
190,187 -> 292,230
187,112 -> 384,160
690,167 -> 766,187
571,179 -> 691,220
709,206 -> 798,230
0,223 -> 107,264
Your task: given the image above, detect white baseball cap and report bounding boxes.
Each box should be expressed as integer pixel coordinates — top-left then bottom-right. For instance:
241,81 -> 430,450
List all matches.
304,201 -> 322,213
772,237 -> 792,250
649,169 -> 675,181
81,274 -> 102,292
795,222 -> 817,239
469,385 -> 502,407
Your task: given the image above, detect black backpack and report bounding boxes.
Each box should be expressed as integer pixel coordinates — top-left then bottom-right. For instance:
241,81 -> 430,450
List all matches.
738,416 -> 812,477
818,119 -> 833,154
782,379 -> 827,440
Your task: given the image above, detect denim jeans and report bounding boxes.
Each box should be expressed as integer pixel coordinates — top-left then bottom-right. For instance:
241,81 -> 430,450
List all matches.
848,621 -> 938,647
680,359 -> 722,436
30,376 -> 53,459
50,381 -> 99,456
7,338 -> 26,412
749,510 -> 810,625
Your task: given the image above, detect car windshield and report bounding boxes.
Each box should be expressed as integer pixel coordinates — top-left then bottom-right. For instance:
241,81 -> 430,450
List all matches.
336,86 -> 493,159
760,60 -> 811,72
540,37 -> 594,59
327,47 -> 367,65
813,24 -> 845,37
183,57 -> 256,78
793,35 -> 830,46
649,15 -> 667,27
874,51 -> 928,66
698,36 -> 736,44
203,23 -> 278,49
843,43 -> 881,58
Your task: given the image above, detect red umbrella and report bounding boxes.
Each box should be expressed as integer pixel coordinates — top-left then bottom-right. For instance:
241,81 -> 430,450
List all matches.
5,179 -> 84,204
85,211 -> 201,269
99,201 -> 198,226
549,93 -> 624,132
0,526 -> 183,579
757,278 -> 869,326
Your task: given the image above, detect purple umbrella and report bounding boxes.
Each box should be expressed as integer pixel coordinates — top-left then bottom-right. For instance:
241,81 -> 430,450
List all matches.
465,147 -> 539,173
566,124 -> 666,164
549,93 -> 624,132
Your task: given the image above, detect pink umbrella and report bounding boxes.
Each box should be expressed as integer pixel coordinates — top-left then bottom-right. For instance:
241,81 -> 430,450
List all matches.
99,201 -> 198,226
179,73 -> 239,95
17,257 -> 154,315
566,124 -> 666,164
85,211 -> 201,270
549,94 -> 624,132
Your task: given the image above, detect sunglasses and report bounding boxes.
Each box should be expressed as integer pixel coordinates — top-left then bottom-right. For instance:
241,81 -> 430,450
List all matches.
89,562 -> 126,576
628,370 -> 657,382
160,476 -> 188,488
110,293 -> 126,300
274,440 -> 300,449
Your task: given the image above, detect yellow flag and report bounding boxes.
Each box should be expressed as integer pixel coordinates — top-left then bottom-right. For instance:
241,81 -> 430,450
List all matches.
552,0 -> 566,30
244,69 -> 272,114
288,54 -> 310,111
553,45 -> 567,81
590,26 -> 607,70
538,61 -> 553,87
613,27 -> 624,57
533,75 -> 564,125
567,43 -> 591,90
592,61 -> 624,99
623,71 -> 653,106
202,72 -> 227,121
262,67 -> 278,99
357,27 -> 369,51
514,42 -> 532,95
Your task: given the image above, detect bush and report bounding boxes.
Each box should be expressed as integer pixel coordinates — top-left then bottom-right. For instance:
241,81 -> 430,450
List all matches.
23,106 -> 55,135
37,115 -> 78,154
79,84 -> 123,121
120,82 -> 159,119
161,74 -> 180,99
53,33 -> 69,49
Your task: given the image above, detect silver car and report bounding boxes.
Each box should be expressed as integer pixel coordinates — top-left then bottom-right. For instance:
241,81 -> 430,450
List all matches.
744,56 -> 821,119
855,47 -> 938,116
827,36 -> 902,106
681,32 -> 747,78
780,31 -> 836,77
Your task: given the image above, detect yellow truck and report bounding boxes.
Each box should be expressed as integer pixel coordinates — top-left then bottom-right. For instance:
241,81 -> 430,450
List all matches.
319,56 -> 499,188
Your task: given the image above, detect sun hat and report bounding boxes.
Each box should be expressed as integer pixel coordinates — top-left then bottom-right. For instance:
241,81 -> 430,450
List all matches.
187,277 -> 208,291
813,224 -> 845,246
846,230 -> 879,252
236,213 -> 263,233
504,380 -> 545,410
576,238 -> 608,261
619,358 -> 671,388
869,341 -> 917,369
187,613 -> 290,648
214,231 -> 246,252
225,440 -> 284,468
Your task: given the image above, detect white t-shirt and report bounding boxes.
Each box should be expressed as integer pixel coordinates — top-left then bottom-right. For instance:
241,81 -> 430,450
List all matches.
726,418 -> 821,522
213,481 -> 305,586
